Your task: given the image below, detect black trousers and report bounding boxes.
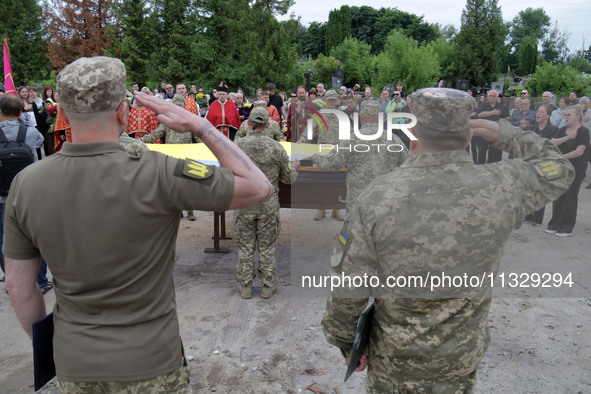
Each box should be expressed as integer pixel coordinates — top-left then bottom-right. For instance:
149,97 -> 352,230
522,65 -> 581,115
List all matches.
525,206 -> 545,224
547,176 -> 584,233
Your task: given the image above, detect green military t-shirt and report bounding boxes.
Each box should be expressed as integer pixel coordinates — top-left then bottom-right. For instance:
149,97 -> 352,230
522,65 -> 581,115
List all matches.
3,142 -> 234,382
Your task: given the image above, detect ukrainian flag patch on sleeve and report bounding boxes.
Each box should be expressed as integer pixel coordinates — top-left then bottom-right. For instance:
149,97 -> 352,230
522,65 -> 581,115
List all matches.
331,226 -> 353,268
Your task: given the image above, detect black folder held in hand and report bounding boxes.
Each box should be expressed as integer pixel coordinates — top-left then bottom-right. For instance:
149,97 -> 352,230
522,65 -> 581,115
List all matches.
344,303 -> 375,382
32,313 -> 56,391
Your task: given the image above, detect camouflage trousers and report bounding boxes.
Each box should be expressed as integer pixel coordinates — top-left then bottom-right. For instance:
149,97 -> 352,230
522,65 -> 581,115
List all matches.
59,365 -> 191,394
366,368 -> 477,394
233,211 -> 280,288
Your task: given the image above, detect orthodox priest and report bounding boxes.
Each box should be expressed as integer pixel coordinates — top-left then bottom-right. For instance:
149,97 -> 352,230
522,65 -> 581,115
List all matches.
206,86 -> 241,139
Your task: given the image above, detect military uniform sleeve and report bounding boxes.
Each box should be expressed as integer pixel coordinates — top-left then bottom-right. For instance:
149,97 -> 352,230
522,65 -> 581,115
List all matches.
140,123 -> 165,144
278,147 -> 298,185
159,155 -> 235,212
321,203 -> 376,358
314,139 -> 349,171
491,120 -> 575,213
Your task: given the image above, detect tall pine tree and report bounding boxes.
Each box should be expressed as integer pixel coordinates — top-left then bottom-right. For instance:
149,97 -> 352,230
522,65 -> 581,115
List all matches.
110,0 -> 151,86
454,0 -> 508,87
0,0 -> 49,84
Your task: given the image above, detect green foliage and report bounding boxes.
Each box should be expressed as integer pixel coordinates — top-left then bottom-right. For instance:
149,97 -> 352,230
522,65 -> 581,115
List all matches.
109,0 -> 152,85
427,37 -> 457,84
325,6 -> 351,53
518,36 -> 538,75
330,37 -> 373,87
509,8 -> 550,52
569,52 -> 591,74
526,61 -> 591,97
370,8 -> 439,54
187,0 -> 301,92
541,27 -> 571,65
300,22 -> 326,58
373,30 -> 440,92
313,54 -> 343,86
454,0 -> 508,87
0,0 -> 49,84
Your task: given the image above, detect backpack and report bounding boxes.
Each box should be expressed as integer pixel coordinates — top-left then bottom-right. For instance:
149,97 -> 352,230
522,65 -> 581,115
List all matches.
0,125 -> 35,197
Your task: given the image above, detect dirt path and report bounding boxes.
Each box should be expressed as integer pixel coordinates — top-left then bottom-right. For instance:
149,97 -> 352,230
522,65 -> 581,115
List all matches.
1,175 -> 590,393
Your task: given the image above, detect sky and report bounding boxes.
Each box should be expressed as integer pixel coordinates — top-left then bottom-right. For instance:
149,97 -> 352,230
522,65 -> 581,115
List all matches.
277,0 -> 589,53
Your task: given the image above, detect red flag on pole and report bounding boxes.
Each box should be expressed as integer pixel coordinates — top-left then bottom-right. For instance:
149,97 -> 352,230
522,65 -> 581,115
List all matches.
3,38 -> 17,95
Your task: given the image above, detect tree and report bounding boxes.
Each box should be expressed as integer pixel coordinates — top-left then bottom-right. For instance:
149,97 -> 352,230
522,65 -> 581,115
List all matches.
518,35 -> 538,75
373,30 -> 440,92
301,22 -> 326,58
569,51 -> 591,74
541,23 -> 571,65
454,0 -> 508,87
325,6 -> 351,53
0,0 -> 49,83
313,54 -> 343,86
46,0 -> 117,72
371,8 -> 438,54
145,0 -> 202,84
428,37 -> 458,84
330,37 -> 372,87
508,8 -> 550,52
189,0 -> 300,92
109,0 -> 152,86
527,61 -> 590,97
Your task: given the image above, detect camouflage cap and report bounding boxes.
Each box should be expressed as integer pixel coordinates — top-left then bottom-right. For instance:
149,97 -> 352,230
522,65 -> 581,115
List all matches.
56,56 -> 126,113
250,106 -> 269,124
412,88 -> 473,133
360,100 -> 380,116
172,94 -> 186,106
325,90 -> 338,101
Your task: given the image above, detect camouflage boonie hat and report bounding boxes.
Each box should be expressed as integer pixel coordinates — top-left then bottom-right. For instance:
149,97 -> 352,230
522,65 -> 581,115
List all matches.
412,88 -> 473,133
56,56 -> 126,113
325,90 -> 338,101
172,94 -> 186,106
360,100 -> 380,116
250,106 -> 269,124
253,100 -> 267,108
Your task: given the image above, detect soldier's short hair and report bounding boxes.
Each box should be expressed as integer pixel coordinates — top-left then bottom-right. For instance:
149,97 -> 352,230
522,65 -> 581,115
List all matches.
266,83 -> 276,90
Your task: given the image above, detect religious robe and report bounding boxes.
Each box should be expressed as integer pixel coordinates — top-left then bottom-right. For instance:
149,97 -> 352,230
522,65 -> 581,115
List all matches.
126,105 -> 160,143
53,111 -> 71,152
184,96 -> 200,116
206,99 -> 241,138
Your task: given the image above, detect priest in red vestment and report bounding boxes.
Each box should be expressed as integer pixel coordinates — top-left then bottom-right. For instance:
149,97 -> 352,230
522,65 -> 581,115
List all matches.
205,86 -> 241,138
126,104 -> 160,143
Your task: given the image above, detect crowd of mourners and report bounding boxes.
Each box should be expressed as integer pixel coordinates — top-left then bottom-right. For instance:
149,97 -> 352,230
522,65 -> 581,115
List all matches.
1,78 -> 589,241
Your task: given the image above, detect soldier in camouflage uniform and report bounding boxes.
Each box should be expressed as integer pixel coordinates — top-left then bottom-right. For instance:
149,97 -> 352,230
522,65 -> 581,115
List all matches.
141,94 -> 198,220
321,88 -> 574,393
305,90 -> 346,221
314,99 -> 409,213
119,132 -> 148,157
235,100 -> 284,141
233,106 -> 299,299
140,94 -> 198,145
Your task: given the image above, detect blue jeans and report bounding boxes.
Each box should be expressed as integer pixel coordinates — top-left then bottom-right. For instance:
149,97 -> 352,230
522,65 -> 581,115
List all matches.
0,201 -> 48,288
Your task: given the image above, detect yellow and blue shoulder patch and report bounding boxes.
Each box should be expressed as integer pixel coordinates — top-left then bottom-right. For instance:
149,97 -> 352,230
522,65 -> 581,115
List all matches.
532,160 -> 562,180
331,226 -> 353,268
174,158 -> 216,185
